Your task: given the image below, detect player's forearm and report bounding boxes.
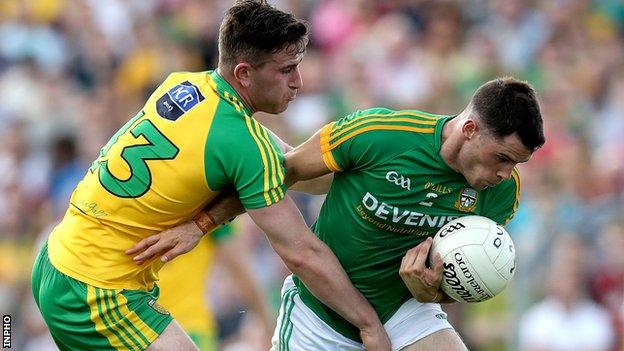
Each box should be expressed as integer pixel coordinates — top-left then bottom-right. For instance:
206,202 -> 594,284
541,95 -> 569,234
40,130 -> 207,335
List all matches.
193,189 -> 245,233
248,197 -> 383,334
288,173 -> 333,195
286,238 -> 382,332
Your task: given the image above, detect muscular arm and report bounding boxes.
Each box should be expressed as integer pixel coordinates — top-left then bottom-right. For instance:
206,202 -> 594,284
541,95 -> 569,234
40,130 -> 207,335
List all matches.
247,195 -> 385,339
271,129 -> 334,195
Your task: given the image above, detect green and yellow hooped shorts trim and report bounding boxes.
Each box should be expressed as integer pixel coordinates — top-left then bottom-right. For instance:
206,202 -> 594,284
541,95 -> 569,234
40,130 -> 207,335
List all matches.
31,242 -> 173,351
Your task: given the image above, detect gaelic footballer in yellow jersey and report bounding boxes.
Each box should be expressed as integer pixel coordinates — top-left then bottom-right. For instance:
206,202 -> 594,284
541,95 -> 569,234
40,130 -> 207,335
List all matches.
32,71 -> 285,351
48,71 -> 285,291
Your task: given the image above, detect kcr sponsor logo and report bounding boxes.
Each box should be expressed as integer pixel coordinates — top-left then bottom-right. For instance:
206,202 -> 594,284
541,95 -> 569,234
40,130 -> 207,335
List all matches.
385,171 -> 411,190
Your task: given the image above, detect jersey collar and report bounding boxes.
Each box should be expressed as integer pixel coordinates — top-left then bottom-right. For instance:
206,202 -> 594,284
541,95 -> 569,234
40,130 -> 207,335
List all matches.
207,70 -> 253,117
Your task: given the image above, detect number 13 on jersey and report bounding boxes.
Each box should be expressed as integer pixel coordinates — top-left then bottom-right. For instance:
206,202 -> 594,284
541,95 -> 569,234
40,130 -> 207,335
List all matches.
89,111 -> 180,198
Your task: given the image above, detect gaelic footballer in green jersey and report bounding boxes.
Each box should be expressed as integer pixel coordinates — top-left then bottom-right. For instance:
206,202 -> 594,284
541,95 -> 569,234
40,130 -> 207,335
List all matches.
293,108 -> 520,340
274,78 -> 544,350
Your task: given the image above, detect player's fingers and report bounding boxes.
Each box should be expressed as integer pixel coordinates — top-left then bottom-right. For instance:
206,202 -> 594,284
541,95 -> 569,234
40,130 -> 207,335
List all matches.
133,240 -> 172,263
432,253 -> 443,270
125,234 -> 161,255
413,237 -> 433,270
160,245 -> 186,263
133,255 -> 153,266
400,246 -> 418,271
431,253 -> 444,284
431,253 -> 442,270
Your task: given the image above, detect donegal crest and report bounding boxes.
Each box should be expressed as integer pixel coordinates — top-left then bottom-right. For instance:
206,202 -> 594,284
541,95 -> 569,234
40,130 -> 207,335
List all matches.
455,187 -> 478,212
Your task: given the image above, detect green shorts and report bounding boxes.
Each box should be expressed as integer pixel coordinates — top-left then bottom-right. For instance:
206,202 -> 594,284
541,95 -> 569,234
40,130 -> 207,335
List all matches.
31,242 -> 173,351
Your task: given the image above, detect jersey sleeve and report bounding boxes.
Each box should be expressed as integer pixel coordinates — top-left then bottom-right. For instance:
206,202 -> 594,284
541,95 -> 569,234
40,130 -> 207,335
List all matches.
482,168 -> 521,225
319,108 -> 437,172
205,113 -> 286,210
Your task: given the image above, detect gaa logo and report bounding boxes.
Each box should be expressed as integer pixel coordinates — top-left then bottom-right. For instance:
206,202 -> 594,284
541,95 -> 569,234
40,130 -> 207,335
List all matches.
385,171 -> 411,190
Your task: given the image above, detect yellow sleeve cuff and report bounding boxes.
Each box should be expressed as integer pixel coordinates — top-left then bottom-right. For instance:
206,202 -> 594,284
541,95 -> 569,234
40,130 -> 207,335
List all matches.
320,122 -> 342,172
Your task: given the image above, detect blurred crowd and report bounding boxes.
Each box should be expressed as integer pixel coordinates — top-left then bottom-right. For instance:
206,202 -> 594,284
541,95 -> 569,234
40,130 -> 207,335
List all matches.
1,0 -> 623,350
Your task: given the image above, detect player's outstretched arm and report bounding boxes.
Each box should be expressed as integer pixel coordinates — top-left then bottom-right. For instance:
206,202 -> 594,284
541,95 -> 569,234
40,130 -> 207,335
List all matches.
126,189 -> 245,264
285,130 -> 329,178
248,195 -> 390,351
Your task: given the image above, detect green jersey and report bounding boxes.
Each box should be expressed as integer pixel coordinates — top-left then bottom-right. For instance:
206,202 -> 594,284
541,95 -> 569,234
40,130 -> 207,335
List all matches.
293,108 -> 520,341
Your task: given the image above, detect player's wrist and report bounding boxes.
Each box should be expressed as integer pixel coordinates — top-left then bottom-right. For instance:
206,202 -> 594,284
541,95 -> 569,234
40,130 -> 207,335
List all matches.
431,290 -> 440,303
192,210 -> 217,234
355,307 -> 384,332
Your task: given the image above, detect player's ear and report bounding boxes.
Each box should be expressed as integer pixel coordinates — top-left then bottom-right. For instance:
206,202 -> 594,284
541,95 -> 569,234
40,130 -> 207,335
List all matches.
462,118 -> 479,140
233,62 -> 252,88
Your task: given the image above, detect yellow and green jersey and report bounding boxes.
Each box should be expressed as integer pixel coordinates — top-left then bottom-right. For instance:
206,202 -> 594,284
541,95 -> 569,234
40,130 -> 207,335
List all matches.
294,108 -> 520,341
48,71 -> 285,291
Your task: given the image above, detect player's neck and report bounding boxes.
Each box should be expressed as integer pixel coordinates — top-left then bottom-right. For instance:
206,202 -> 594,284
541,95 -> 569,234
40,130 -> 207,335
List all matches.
217,68 -> 257,113
439,111 -> 468,173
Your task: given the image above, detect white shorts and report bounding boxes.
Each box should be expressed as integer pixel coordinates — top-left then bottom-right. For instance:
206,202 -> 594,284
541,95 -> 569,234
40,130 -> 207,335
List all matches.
270,275 -> 454,351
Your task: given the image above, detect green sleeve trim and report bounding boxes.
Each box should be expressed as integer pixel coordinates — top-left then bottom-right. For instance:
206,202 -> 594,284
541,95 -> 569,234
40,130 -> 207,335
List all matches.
204,102 -> 286,209
242,115 -> 286,207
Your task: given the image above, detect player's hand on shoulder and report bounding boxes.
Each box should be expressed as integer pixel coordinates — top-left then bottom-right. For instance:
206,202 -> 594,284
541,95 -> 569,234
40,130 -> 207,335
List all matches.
399,237 -> 443,303
125,220 -> 204,265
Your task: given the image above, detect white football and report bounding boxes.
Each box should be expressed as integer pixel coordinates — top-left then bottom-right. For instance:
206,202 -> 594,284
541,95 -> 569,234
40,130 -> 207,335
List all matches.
430,215 -> 516,303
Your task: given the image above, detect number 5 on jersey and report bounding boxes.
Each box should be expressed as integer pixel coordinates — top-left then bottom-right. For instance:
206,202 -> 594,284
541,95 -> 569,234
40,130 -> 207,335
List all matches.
90,111 -> 180,198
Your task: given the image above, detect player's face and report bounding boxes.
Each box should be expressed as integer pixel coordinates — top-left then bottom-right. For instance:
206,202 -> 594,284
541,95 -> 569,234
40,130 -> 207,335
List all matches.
247,47 -> 304,114
459,131 -> 532,190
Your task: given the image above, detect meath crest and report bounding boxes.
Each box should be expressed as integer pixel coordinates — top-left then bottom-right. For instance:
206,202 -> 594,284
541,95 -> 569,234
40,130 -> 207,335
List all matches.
455,187 -> 478,212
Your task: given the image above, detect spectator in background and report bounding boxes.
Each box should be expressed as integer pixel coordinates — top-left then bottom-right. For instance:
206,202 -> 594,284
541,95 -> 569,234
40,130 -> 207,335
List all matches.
588,221 -> 624,351
518,234 -> 615,351
45,134 -> 87,219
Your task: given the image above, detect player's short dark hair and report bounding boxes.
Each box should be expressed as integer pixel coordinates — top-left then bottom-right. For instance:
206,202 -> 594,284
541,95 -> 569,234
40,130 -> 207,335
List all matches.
218,0 -> 309,70
471,77 -> 545,152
